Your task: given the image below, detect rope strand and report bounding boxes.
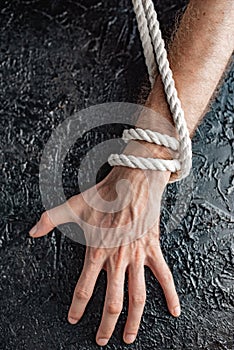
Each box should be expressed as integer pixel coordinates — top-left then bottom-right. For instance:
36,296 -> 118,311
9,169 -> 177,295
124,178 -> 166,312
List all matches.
122,128 -> 180,151
108,0 -> 192,182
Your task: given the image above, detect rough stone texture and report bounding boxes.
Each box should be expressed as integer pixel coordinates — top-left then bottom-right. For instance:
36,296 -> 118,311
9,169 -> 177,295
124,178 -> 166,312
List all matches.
0,1 -> 233,349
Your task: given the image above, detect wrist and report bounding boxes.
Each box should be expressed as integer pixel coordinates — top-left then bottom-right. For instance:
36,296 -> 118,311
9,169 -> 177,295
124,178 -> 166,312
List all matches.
109,165 -> 171,190
121,138 -> 182,184
124,140 -> 175,160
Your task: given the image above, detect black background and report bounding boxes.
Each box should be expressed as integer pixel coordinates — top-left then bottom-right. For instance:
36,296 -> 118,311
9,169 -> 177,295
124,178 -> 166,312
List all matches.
0,1 -> 233,349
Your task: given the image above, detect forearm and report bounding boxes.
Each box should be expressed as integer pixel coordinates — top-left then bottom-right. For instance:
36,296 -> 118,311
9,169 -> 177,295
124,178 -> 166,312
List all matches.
128,0 -> 234,159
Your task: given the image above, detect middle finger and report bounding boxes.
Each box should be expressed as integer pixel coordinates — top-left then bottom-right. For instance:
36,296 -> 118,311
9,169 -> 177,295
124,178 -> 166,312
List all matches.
96,265 -> 126,346
123,263 -> 146,344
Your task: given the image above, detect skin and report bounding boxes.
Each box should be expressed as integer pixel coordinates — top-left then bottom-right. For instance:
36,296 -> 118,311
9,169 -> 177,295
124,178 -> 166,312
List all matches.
29,0 -> 234,346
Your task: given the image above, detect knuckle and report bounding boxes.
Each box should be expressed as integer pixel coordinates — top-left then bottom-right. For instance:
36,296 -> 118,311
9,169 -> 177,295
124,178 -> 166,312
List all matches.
148,245 -> 158,258
74,287 -> 91,301
107,249 -> 126,272
161,270 -> 173,285
40,211 -> 54,227
87,248 -> 105,265
106,301 -> 123,315
131,247 -> 144,266
87,259 -> 100,272
67,194 -> 80,205
131,294 -> 146,307
41,211 -> 49,223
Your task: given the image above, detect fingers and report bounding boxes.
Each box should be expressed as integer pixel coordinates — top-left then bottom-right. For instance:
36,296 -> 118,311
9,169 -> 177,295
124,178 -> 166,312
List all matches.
147,246 -> 181,317
96,266 -> 125,346
123,263 -> 146,344
29,195 -> 82,238
68,251 -> 103,324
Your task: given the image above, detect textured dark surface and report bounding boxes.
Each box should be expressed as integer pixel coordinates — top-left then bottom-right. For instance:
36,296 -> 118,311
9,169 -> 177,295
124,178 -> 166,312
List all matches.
0,1 -> 233,349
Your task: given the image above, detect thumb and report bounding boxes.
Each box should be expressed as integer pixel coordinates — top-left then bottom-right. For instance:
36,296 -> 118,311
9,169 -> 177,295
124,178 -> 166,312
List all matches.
29,211 -> 55,238
29,196 -> 82,238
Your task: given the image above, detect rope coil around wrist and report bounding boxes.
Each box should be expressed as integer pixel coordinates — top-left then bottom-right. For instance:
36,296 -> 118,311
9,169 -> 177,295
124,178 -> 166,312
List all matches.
108,0 -> 192,182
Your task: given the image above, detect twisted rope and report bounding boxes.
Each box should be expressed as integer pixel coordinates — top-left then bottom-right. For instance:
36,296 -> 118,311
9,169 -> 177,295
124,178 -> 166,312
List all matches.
108,0 -> 192,181
122,128 -> 180,151
108,154 -> 181,172
131,0 -> 157,86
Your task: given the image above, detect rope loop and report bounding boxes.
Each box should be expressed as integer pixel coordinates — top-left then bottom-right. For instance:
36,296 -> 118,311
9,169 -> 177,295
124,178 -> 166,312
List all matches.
108,0 -> 192,182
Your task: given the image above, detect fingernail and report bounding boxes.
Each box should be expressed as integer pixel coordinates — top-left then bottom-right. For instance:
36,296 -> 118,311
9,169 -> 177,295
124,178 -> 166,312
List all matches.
174,305 -> 181,317
68,317 -> 78,325
97,338 -> 108,346
125,334 -> 136,344
29,225 -> 38,236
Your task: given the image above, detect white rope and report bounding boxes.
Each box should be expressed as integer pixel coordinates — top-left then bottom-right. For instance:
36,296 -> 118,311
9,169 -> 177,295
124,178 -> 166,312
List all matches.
108,154 -> 181,172
131,0 -> 157,86
122,128 -> 180,151
108,0 -> 192,181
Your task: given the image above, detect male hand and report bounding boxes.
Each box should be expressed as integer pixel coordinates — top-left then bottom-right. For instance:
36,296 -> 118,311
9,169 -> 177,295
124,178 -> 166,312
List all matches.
29,165 -> 181,346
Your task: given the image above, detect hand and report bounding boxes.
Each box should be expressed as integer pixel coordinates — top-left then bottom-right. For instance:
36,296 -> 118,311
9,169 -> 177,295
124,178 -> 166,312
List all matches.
29,165 -> 181,346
